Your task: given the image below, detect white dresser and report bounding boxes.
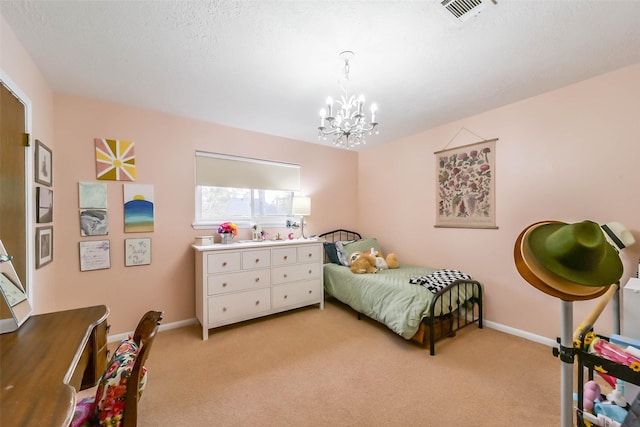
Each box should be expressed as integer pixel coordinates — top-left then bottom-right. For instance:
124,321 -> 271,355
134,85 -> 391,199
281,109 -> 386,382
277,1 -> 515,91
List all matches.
194,239 -> 324,340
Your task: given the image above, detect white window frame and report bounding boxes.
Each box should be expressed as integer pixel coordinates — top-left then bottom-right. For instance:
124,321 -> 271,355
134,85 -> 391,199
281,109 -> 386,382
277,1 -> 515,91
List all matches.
193,152 -> 301,230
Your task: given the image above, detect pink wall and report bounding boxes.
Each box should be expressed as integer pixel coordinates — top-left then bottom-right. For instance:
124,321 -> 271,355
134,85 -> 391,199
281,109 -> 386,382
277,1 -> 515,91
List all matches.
358,63 -> 640,339
0,15 -> 57,313
52,94 -> 358,334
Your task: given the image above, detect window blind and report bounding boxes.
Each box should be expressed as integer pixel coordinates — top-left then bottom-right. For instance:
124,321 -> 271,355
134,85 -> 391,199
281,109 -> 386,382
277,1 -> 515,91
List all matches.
195,151 -> 300,191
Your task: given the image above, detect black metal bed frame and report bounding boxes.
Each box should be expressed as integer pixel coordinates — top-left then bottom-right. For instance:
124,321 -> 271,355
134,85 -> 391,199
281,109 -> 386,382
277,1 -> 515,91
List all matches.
318,229 -> 483,355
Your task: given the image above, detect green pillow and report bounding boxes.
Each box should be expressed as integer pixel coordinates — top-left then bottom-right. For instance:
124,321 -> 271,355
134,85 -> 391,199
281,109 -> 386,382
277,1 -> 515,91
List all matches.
342,238 -> 381,257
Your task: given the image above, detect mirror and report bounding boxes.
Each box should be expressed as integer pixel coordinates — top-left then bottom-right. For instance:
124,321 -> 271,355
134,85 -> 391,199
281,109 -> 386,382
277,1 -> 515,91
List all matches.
0,240 -> 32,333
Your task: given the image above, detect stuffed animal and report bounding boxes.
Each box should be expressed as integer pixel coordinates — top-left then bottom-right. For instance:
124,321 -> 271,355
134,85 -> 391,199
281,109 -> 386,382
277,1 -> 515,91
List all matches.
348,248 -> 400,274
364,248 -> 400,270
348,251 -> 378,274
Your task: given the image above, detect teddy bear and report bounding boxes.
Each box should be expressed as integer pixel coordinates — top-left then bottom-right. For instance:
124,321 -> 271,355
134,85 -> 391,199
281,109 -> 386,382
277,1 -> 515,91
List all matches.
348,248 -> 400,274
348,251 -> 378,274
364,247 -> 400,270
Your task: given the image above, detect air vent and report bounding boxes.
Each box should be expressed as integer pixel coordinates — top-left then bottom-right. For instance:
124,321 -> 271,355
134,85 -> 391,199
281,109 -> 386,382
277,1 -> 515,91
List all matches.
440,0 -> 488,22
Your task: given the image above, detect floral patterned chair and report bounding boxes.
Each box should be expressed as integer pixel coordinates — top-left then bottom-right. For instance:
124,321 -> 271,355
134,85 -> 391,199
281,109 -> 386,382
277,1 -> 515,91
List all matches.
71,310 -> 163,427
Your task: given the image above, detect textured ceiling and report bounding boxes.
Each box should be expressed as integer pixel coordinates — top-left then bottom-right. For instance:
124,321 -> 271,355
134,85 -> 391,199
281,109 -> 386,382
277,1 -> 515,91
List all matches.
2,1 -> 640,150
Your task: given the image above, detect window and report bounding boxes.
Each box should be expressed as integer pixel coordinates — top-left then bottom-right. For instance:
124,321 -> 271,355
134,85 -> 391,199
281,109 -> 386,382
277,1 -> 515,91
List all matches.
194,152 -> 300,229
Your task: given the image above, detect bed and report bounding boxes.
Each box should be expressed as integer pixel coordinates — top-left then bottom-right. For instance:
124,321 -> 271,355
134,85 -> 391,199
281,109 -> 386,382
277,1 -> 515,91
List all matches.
319,229 -> 483,355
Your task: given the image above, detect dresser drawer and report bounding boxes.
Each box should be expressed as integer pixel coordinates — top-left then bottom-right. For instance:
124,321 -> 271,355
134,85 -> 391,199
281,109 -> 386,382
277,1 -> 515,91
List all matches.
207,269 -> 271,295
297,245 -> 321,264
242,249 -> 271,270
207,252 -> 241,273
208,288 -> 271,324
271,247 -> 297,266
272,263 -> 321,284
272,280 -> 322,309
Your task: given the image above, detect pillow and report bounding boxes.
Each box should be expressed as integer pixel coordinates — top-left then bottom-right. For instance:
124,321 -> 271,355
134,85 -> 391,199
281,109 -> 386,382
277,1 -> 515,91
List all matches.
342,238 -> 382,259
323,242 -> 341,264
335,241 -> 353,266
93,338 -> 147,426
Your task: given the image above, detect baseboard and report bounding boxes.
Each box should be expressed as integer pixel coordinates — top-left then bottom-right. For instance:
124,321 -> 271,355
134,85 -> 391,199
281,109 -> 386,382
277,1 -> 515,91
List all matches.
484,319 -> 557,347
109,316 -> 557,348
108,317 -> 198,344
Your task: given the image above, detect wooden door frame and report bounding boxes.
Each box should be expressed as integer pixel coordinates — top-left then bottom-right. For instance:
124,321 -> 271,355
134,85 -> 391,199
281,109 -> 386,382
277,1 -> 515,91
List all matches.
1,69 -> 34,305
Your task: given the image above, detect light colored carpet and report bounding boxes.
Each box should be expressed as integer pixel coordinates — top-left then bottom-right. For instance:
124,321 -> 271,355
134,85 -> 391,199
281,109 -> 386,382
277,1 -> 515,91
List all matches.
136,299 -> 561,426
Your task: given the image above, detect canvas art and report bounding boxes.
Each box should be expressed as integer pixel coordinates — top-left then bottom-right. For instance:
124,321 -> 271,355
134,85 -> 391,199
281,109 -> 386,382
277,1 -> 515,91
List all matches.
125,238 -> 151,266
95,138 -> 136,181
80,209 -> 109,236
123,184 -> 154,233
435,139 -> 497,229
79,240 -> 111,271
79,181 -> 108,209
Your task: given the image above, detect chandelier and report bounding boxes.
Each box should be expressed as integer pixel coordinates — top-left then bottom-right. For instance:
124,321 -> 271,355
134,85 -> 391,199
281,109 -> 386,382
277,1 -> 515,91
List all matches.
317,51 -> 379,149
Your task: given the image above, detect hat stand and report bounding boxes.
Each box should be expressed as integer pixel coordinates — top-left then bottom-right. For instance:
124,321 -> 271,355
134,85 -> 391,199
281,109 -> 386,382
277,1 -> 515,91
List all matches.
557,284 -> 620,427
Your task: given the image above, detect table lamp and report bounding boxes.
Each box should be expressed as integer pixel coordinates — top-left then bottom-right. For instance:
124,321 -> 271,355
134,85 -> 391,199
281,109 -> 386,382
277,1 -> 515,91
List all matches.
292,196 -> 311,239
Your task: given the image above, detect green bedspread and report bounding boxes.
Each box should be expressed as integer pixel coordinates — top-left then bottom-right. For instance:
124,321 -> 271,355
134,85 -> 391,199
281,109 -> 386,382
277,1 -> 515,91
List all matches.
323,263 -> 473,339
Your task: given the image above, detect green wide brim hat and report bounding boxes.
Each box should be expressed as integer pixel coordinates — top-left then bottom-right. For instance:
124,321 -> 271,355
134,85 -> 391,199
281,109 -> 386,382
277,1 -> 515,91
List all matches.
526,220 -> 623,287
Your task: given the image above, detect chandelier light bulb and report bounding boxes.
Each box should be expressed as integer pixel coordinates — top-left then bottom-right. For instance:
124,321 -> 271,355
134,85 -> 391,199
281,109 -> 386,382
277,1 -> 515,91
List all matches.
316,51 -> 380,150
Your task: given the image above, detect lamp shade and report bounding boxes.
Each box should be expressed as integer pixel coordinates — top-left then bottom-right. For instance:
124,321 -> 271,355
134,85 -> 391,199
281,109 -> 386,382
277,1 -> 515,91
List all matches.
292,196 -> 311,216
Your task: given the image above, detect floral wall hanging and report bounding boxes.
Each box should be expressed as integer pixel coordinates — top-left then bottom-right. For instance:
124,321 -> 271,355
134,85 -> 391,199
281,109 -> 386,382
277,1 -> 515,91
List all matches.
435,138 -> 497,229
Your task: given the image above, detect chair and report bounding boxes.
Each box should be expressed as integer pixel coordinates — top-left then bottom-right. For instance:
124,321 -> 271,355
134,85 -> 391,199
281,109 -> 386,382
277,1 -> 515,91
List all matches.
71,310 -> 164,427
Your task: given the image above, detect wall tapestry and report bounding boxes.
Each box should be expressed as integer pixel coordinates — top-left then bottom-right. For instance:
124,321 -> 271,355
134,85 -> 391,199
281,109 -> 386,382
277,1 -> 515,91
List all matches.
95,138 -> 136,181
123,184 -> 154,233
435,138 -> 497,229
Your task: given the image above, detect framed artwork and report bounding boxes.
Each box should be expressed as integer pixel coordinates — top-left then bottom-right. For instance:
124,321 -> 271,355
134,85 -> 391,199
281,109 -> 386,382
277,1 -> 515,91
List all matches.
79,240 -> 111,272
95,138 -> 136,181
123,184 -> 154,233
35,226 -> 53,268
36,187 -> 53,223
435,138 -> 497,229
125,238 -> 151,267
80,209 -> 109,236
35,139 -> 53,186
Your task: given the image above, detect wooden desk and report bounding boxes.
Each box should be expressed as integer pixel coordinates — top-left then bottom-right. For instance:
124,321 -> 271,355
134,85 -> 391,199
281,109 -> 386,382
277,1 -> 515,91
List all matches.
0,305 -> 109,427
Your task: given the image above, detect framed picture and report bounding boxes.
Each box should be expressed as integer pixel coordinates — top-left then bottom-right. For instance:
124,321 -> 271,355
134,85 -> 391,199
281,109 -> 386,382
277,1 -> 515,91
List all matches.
35,226 -> 53,268
35,139 -> 53,187
435,138 -> 497,229
125,238 -> 151,267
79,240 -> 111,272
36,187 -> 53,223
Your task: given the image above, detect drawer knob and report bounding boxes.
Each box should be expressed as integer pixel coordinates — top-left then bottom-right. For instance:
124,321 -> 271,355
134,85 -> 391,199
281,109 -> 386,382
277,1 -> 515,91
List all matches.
255,300 -> 260,305
284,294 -> 288,299
255,277 -> 260,283
308,269 -> 312,274
222,261 -> 227,267
284,255 -> 288,260
223,282 -> 228,287
255,258 -> 260,263
308,290 -> 312,294
307,253 -> 312,258
223,307 -> 228,312
284,274 -> 287,278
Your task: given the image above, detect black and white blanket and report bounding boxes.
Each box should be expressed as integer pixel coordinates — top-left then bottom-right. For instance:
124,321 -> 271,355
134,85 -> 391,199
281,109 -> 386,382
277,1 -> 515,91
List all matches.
409,269 -> 473,293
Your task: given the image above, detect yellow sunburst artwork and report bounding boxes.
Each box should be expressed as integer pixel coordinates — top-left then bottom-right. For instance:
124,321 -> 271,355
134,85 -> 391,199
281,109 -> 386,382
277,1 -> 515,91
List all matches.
95,138 -> 136,181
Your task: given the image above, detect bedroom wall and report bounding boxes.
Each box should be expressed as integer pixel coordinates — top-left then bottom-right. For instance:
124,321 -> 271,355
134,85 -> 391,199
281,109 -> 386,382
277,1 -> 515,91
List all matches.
50,94 -> 359,334
0,14 -> 57,314
357,63 -> 640,341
